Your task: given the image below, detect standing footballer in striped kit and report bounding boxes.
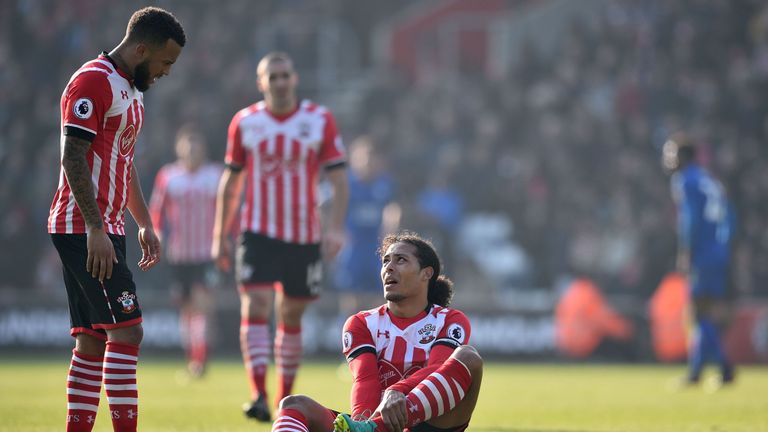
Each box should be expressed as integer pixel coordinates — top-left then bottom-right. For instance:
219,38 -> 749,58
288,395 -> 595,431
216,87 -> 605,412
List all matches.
149,124 -> 223,378
212,52 -> 349,422
268,232 -> 483,432
47,7 -> 184,432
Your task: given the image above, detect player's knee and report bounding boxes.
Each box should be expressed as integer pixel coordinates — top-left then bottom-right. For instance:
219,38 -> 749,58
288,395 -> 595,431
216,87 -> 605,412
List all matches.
453,345 -> 483,375
108,324 -> 143,346
278,394 -> 311,411
75,333 -> 106,356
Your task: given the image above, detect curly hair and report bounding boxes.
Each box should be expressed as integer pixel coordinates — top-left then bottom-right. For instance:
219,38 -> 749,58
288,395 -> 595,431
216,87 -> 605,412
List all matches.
126,7 -> 186,47
378,231 -> 454,307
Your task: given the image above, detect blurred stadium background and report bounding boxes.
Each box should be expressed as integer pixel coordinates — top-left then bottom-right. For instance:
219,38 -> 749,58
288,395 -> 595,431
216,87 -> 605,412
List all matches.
2,0 -> 768,371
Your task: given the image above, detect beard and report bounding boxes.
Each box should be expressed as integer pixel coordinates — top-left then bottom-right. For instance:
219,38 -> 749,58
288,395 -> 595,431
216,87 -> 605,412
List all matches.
133,60 -> 151,92
385,292 -> 406,303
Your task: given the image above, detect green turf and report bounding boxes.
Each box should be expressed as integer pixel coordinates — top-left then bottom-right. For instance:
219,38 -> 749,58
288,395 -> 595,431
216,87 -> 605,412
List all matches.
0,359 -> 766,431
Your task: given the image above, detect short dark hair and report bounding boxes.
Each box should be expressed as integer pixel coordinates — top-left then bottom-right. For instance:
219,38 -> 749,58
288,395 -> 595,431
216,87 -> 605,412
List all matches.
669,131 -> 696,163
257,51 -> 294,77
378,231 -> 454,307
126,7 -> 186,48
175,122 -> 204,142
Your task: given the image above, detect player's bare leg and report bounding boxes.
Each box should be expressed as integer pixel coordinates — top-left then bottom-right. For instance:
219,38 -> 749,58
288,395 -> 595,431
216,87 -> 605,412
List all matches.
75,333 -> 107,357
241,285 -> 275,422
275,291 -> 311,406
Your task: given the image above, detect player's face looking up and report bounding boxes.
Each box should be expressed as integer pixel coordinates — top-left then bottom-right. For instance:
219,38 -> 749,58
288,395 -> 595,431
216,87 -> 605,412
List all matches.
257,59 -> 298,110
133,39 -> 183,91
381,242 -> 434,304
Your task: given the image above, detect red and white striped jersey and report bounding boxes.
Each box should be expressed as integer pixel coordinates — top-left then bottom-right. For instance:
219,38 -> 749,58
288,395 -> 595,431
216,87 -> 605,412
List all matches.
149,162 -> 223,264
48,54 -> 145,235
225,100 -> 346,244
342,304 -> 471,389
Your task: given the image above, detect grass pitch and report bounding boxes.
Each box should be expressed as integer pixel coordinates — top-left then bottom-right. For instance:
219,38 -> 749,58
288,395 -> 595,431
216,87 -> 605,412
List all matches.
0,356 -> 766,431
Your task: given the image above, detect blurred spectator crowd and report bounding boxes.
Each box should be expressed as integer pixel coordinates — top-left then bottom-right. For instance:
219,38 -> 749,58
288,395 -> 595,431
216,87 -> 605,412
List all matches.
1,0 -> 767,301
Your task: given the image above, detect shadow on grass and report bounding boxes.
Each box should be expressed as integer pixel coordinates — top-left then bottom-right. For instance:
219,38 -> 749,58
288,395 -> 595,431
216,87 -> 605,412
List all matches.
471,428 -> 610,432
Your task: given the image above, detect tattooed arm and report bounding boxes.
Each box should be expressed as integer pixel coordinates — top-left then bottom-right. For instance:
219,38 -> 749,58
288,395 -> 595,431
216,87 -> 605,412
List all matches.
61,135 -> 117,282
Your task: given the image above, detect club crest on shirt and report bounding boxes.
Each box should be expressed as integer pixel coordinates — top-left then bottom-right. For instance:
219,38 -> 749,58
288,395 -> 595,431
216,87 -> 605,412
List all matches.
73,98 -> 94,120
118,124 -> 136,157
117,291 -> 137,314
298,122 -> 311,138
418,323 -> 436,344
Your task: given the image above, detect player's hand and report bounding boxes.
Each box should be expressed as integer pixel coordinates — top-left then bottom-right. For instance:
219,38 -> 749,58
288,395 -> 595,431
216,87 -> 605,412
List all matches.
322,228 -> 345,260
374,389 -> 408,432
86,227 -> 118,282
212,238 -> 232,272
137,227 -> 161,271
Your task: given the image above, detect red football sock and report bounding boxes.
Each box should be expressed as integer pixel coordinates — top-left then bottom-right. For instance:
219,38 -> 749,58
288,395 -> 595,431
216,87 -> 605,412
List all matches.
66,349 -> 103,431
103,341 -> 139,432
241,319 -> 270,401
271,408 -> 313,432
275,324 -> 302,405
372,357 -> 472,429
188,312 -> 208,368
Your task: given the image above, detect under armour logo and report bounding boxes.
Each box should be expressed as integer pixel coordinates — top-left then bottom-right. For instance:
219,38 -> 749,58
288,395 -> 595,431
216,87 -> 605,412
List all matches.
408,401 -> 419,413
126,409 -> 137,419
377,330 -> 390,338
86,415 -> 95,424
121,90 -> 129,100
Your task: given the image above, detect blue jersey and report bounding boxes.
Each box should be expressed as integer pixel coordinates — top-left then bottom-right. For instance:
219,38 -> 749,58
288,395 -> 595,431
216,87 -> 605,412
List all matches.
671,164 -> 733,269
335,172 -> 395,292
346,173 -> 394,243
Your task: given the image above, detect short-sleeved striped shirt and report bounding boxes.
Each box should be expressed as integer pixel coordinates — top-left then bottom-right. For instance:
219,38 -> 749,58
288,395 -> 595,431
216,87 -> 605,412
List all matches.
225,100 -> 346,244
48,53 -> 145,235
149,162 -> 222,263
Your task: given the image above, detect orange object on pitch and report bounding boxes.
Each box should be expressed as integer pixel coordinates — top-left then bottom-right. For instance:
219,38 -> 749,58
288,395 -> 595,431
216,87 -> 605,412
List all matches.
648,272 -> 689,362
555,278 -> 633,358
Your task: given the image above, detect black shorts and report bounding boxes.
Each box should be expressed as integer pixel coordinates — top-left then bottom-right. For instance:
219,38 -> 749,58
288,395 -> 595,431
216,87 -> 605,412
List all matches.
51,234 -> 142,340
236,231 -> 322,298
168,262 -> 215,299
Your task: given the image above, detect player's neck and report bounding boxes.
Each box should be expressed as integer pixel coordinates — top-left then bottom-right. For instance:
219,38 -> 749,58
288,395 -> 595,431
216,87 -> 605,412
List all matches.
387,299 -> 429,318
265,98 -> 297,116
108,47 -> 134,79
182,160 -> 202,172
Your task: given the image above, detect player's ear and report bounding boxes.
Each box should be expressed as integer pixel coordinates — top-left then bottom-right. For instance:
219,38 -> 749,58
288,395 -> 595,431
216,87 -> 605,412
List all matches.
134,42 -> 150,61
421,267 -> 433,281
256,75 -> 265,93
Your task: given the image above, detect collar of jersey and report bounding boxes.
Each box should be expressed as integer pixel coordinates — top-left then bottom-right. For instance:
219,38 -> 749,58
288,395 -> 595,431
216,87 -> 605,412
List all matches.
265,104 -> 300,122
386,304 -> 432,330
100,52 -> 134,86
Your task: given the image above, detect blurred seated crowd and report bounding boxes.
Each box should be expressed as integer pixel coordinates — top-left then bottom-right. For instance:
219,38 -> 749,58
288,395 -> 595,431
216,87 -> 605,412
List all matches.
1,0 -> 767,300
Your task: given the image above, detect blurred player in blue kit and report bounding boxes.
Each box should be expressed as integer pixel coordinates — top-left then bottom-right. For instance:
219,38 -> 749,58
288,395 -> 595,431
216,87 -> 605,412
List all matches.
662,132 -> 736,387
334,136 -> 400,320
